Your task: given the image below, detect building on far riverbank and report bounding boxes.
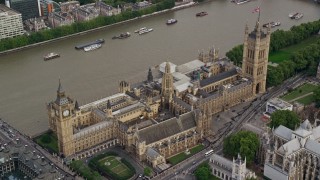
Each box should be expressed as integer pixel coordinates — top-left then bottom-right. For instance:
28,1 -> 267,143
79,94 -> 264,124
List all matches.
0,4 -> 24,39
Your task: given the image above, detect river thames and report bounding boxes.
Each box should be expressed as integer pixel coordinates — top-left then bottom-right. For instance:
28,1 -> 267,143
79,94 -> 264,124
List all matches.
0,0 -> 319,136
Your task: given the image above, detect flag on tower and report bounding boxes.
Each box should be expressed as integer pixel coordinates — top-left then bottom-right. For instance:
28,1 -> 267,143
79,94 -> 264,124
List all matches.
252,7 -> 260,13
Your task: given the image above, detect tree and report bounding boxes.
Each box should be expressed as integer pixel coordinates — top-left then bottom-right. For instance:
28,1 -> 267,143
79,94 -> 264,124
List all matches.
269,110 -> 300,130
223,131 -> 260,164
194,163 -> 211,180
144,167 -> 152,176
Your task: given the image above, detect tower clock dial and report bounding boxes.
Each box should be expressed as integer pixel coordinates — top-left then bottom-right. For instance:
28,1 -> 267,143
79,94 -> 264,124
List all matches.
63,110 -> 70,117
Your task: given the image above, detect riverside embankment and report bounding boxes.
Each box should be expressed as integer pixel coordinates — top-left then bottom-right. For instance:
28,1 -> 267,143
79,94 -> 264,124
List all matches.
0,1 -> 197,56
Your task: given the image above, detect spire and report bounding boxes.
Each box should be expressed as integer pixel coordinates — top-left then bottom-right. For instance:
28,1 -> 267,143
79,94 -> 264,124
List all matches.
255,21 -> 261,33
245,22 -> 249,34
147,67 -> 153,82
107,100 -> 111,109
165,61 -> 171,73
75,101 -> 80,110
57,78 -> 64,93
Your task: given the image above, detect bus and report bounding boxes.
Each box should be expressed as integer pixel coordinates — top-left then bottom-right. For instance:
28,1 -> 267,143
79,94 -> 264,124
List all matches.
205,149 -> 214,156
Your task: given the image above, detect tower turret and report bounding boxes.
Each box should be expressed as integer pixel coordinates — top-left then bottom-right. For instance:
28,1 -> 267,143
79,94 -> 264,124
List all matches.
119,80 -> 130,93
241,19 -> 270,96
106,100 -> 113,117
48,79 -> 75,157
147,67 -> 153,82
161,62 -> 174,109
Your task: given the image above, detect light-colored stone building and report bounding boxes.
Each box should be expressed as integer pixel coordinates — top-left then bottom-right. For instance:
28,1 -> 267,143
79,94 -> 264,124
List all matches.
47,20 -> 271,168
265,98 -> 293,117
263,120 -> 320,180
0,4 -> 24,39
209,154 -> 256,180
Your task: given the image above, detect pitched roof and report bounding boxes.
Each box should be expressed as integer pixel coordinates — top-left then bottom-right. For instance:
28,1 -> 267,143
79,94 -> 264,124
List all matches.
305,139 -> 320,155
277,138 -> 301,155
146,147 -> 161,160
137,111 -> 196,144
293,128 -> 312,138
200,68 -> 238,87
173,96 -> 192,111
210,154 -> 232,170
274,125 -> 292,141
312,126 -> 320,140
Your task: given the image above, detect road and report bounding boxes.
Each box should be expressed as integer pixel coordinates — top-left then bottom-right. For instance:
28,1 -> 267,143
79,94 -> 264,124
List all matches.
151,74 -> 305,180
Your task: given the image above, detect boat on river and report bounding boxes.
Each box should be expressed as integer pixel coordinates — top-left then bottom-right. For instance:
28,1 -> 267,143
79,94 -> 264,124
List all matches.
289,12 -> 303,19
84,44 -> 102,52
134,27 -> 147,33
196,12 -> 208,17
139,28 -> 153,35
44,52 -> 60,61
166,19 -> 178,25
262,22 -> 281,28
75,39 -> 105,50
294,13 -> 303,20
232,0 -> 250,5
112,32 -> 131,39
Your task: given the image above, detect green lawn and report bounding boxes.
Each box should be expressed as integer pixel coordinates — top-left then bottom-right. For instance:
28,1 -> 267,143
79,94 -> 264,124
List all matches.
98,156 -> 132,179
281,83 -> 319,101
168,144 -> 204,165
269,36 -> 320,63
296,94 -> 315,105
35,131 -> 59,153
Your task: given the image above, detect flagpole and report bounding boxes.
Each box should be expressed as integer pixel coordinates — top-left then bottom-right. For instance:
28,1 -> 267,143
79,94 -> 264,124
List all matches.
258,7 -> 260,22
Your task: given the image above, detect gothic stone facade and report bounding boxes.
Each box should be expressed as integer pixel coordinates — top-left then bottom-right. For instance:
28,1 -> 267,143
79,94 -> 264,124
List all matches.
209,154 -> 256,180
262,120 -> 320,180
47,21 -> 270,168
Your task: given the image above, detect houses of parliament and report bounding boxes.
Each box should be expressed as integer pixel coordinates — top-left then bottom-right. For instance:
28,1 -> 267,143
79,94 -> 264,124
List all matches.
47,20 -> 271,168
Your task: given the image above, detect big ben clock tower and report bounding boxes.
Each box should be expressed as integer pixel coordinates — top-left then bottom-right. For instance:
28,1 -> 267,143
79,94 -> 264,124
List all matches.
47,80 -> 76,157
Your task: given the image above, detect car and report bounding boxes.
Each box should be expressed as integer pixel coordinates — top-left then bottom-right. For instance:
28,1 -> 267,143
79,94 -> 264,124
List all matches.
138,174 -> 143,178
192,161 -> 196,164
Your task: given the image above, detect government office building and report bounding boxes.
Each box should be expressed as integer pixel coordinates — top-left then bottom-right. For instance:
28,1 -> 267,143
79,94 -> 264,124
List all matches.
0,4 -> 24,39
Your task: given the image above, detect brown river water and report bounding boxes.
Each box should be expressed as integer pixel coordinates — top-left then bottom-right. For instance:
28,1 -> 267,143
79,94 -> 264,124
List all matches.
0,0 -> 319,136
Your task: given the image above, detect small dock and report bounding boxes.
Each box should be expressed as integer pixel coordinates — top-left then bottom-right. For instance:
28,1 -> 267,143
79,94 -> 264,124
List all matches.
75,39 -> 105,49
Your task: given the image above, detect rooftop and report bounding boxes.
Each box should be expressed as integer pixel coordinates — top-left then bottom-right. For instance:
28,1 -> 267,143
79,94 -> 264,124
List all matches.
200,68 -> 238,87
268,98 -> 292,109
0,4 -> 20,16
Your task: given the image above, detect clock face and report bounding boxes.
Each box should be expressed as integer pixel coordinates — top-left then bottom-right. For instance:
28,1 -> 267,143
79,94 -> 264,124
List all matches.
63,110 -> 70,117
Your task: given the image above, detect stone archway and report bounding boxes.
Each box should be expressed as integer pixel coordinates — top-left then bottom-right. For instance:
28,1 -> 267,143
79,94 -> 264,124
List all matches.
256,83 -> 261,94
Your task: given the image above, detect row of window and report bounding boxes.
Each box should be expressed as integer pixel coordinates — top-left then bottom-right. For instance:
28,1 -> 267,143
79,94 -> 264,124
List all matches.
213,168 -> 231,180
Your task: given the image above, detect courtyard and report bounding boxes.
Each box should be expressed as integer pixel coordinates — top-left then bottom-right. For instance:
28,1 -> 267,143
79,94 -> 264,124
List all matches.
89,151 -> 135,180
98,155 -> 133,179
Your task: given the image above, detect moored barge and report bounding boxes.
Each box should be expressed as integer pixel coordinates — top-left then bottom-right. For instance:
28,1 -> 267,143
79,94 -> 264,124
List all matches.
75,39 -> 105,50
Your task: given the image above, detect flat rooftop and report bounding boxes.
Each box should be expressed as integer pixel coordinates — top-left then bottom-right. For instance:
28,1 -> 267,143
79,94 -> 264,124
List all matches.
268,98 -> 292,109
0,4 -> 20,16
